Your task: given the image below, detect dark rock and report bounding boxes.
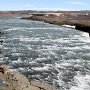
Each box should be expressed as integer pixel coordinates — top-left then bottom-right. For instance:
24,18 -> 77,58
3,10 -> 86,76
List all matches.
75,24 -> 90,35
0,67 -> 4,74
0,40 -> 3,43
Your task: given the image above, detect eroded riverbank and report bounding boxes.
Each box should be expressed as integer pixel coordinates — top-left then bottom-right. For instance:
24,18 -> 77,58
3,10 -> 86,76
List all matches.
21,12 -> 90,35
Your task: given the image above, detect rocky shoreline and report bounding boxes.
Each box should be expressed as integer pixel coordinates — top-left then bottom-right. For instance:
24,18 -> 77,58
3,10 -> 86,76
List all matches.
0,65 -> 59,90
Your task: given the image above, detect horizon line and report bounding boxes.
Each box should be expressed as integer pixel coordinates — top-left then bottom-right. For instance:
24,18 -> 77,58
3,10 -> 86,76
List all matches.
0,9 -> 90,12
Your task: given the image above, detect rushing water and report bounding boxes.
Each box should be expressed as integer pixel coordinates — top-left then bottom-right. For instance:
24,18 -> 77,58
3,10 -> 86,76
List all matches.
0,17 -> 90,90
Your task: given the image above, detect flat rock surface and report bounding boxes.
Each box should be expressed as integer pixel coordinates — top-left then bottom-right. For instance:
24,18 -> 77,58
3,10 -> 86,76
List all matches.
0,65 -> 59,90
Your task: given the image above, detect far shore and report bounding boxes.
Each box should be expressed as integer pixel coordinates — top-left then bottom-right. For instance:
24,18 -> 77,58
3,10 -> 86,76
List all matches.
21,11 -> 90,35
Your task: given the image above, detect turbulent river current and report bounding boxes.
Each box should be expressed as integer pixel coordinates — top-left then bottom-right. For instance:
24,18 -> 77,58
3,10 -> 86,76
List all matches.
0,17 -> 90,90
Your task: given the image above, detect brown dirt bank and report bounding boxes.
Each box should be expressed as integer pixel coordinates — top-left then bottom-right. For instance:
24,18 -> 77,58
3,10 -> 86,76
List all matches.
21,13 -> 90,34
0,65 -> 59,90
0,12 -> 28,18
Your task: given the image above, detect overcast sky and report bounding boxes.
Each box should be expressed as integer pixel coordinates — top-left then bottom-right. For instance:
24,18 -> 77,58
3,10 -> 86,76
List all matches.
0,0 -> 90,11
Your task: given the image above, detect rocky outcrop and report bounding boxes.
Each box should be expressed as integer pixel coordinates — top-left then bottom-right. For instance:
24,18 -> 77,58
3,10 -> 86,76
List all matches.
0,65 -> 59,90
75,24 -> 90,34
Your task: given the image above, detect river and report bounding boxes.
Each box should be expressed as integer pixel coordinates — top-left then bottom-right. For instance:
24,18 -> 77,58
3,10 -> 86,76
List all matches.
0,17 -> 90,90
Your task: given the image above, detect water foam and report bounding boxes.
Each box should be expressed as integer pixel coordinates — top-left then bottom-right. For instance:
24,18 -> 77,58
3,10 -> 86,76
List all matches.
32,65 -> 49,71
5,27 -> 62,31
70,73 -> 90,90
81,32 -> 89,38
62,25 -> 75,29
